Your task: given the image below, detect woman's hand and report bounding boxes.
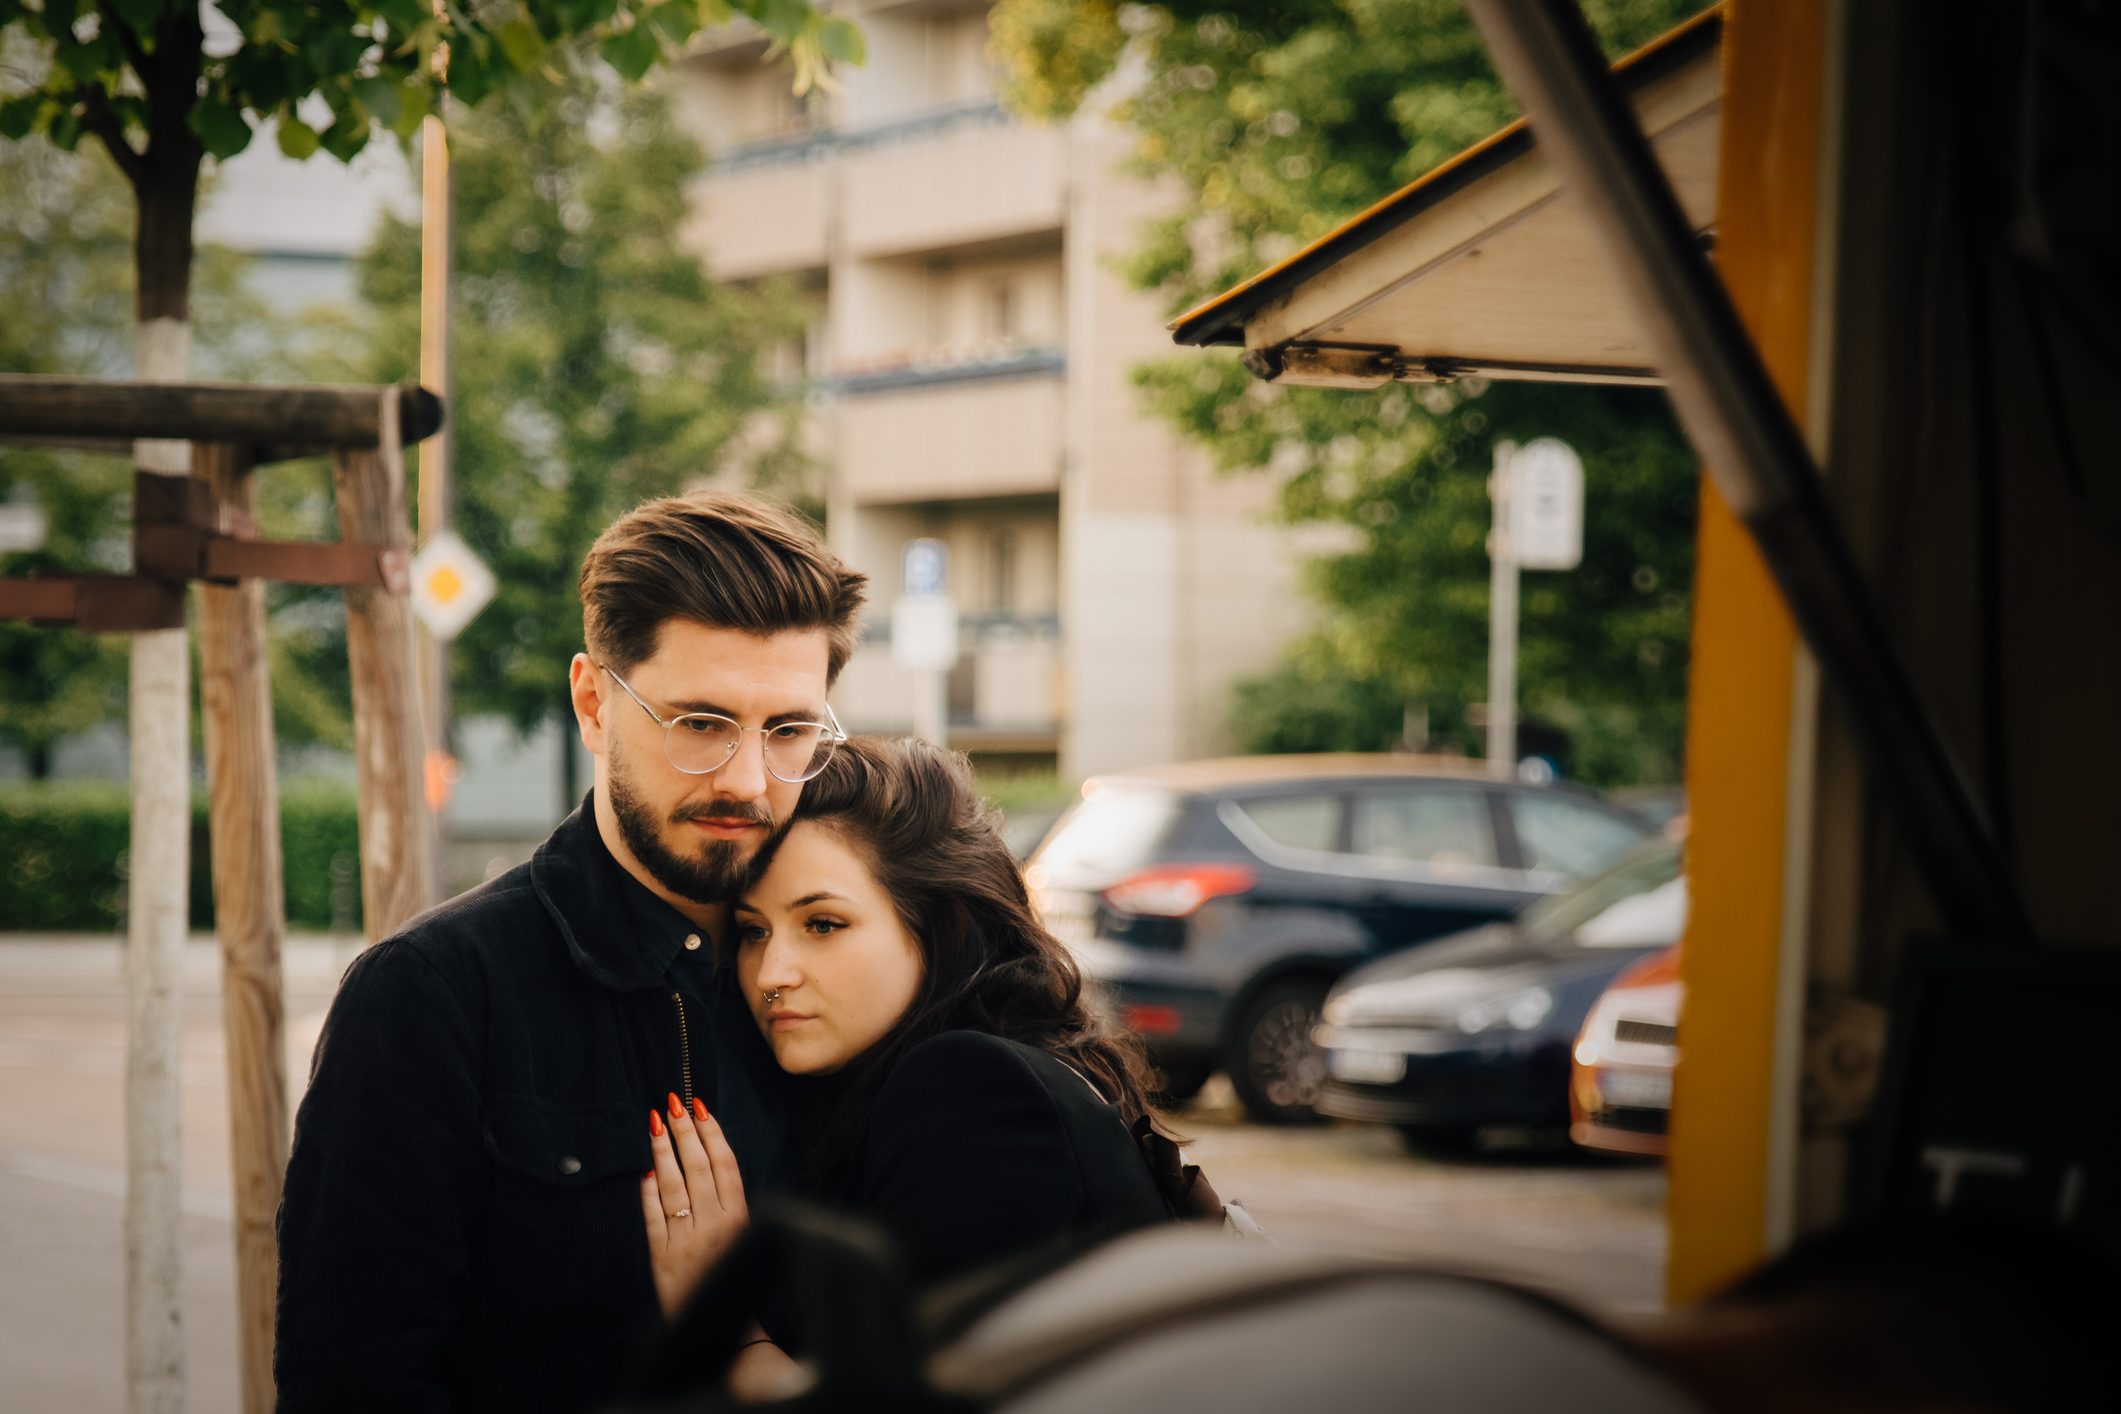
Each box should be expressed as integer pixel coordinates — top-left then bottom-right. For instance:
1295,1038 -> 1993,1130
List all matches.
641,1093 -> 749,1320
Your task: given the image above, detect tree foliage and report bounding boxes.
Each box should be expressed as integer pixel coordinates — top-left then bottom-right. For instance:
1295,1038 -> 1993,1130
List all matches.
307,60 -> 814,741
994,0 -> 1709,785
0,0 -> 859,171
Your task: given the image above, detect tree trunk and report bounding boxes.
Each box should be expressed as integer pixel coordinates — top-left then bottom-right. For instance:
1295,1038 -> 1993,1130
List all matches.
123,28 -> 205,1401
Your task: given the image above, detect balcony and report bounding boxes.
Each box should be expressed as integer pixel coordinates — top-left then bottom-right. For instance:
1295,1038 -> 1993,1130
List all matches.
837,615 -> 1063,750
836,355 -> 1065,503
842,109 -> 1066,259
685,152 -> 831,280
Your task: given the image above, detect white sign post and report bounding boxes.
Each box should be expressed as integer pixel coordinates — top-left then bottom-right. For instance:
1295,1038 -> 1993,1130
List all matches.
1488,437 -> 1584,777
892,538 -> 957,746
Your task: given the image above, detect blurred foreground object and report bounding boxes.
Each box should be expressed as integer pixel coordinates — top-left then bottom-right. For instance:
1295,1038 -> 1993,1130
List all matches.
615,1206 -> 2112,1414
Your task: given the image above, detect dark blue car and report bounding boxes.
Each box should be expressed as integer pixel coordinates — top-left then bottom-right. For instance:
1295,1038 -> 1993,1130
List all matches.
1312,835 -> 1685,1149
1027,755 -> 1655,1123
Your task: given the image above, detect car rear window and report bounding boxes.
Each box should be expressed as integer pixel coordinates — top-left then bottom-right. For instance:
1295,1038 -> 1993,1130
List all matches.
1350,786 -> 1497,869
1233,793 -> 1342,853
1030,789 -> 1183,882
1508,791 -> 1649,876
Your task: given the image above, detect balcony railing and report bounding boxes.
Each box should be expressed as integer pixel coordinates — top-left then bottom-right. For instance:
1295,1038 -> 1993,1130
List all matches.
842,119 -> 1066,258
836,361 -> 1065,502
703,101 -> 1010,176
689,102 -> 1057,275
683,161 -> 830,279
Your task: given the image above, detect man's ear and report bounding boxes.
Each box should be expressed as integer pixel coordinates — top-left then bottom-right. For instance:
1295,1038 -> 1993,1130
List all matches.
569,654 -> 609,757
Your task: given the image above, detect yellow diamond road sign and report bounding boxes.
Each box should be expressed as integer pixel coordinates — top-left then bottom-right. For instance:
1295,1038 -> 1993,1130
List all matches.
410,531 -> 496,641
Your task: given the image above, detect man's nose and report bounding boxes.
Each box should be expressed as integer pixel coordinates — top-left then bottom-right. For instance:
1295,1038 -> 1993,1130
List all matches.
715,728 -> 771,802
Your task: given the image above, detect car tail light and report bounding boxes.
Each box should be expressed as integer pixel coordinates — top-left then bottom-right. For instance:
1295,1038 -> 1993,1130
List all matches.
1100,863 -> 1256,918
1122,1003 -> 1183,1035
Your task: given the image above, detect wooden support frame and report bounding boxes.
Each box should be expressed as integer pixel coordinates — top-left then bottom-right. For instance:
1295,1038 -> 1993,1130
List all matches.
0,375 -> 442,1413
192,441 -> 289,1409
333,391 -> 439,943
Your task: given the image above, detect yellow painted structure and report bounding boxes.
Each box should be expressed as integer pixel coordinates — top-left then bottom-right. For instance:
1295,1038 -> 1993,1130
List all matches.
1665,0 -> 1829,1303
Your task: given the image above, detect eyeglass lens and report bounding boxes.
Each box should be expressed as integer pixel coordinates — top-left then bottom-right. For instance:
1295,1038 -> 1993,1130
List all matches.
664,714 -> 837,782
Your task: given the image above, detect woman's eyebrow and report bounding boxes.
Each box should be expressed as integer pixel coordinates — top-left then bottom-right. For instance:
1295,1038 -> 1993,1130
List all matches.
791,892 -> 852,908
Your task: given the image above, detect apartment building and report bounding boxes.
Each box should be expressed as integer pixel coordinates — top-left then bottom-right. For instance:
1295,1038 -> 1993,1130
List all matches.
671,3 -> 1313,778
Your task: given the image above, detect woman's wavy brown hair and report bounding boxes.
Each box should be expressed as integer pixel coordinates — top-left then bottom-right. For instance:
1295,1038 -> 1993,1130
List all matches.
783,735 -> 1168,1176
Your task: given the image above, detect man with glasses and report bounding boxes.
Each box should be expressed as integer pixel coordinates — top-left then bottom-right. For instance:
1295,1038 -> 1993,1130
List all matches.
277,492 -> 867,1413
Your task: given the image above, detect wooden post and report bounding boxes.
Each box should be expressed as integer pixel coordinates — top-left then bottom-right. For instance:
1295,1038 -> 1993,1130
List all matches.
193,442 -> 287,1414
333,392 -> 437,941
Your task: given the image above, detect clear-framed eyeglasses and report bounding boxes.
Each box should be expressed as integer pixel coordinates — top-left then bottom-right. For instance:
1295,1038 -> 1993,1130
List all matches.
600,664 -> 848,784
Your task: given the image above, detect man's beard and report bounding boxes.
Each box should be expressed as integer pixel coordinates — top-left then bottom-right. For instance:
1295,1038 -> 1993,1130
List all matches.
607,747 -> 785,906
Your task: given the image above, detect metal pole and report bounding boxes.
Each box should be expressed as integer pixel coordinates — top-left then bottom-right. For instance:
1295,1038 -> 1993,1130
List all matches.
1459,0 -> 2035,947
912,669 -> 948,749
1487,440 -> 1519,777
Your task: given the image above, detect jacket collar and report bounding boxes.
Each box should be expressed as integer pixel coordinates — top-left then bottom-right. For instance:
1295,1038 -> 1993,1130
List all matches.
531,797 -> 713,992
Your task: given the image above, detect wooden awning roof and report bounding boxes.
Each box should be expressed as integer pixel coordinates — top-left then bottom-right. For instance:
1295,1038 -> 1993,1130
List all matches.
1169,7 -> 1723,388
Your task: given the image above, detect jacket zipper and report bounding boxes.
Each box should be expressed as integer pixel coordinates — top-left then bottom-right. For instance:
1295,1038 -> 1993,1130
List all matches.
671,990 -> 694,1110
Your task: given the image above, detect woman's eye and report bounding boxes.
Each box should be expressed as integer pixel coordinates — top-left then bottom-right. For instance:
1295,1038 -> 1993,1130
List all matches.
736,923 -> 767,946
804,916 -> 846,936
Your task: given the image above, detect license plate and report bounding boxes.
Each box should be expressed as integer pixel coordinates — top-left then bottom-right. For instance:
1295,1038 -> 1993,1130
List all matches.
1327,1048 -> 1408,1085
1601,1068 -> 1673,1109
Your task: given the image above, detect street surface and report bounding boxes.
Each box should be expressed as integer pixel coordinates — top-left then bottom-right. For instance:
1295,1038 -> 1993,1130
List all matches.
0,935 -> 1664,1409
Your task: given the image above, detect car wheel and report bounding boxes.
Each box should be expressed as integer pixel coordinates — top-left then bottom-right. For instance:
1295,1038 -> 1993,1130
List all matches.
1228,979 -> 1332,1125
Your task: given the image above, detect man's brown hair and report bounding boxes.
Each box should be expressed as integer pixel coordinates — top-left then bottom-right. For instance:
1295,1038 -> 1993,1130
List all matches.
579,491 -> 867,682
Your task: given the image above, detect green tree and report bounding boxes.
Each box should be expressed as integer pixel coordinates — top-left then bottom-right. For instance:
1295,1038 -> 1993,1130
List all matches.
1,0 -> 857,361
311,61 -> 813,771
995,0 -> 1708,785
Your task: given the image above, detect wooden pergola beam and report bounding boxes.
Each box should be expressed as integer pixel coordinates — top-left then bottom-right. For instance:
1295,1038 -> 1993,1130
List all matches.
0,433 -> 416,467
0,377 -> 443,448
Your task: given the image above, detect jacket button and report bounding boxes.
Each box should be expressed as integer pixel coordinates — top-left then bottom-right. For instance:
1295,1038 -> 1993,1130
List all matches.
683,933 -> 702,951
558,1155 -> 582,1176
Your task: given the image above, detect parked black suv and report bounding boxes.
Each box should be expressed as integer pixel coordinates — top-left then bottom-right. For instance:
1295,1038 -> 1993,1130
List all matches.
1026,755 -> 1655,1123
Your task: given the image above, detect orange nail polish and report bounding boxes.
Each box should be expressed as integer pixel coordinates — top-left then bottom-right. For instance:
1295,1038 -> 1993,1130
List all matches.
667,1091 -> 683,1118
692,1098 -> 709,1124
648,1108 -> 664,1138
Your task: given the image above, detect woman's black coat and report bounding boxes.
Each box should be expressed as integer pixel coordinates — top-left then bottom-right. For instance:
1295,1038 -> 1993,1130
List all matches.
819,1028 -> 1174,1286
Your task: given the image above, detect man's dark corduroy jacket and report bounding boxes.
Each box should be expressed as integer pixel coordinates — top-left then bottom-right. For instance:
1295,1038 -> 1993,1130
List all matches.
274,801 -> 785,1413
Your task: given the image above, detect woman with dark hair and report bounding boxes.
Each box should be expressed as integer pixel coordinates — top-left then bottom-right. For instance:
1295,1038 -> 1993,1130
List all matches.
638,737 -> 1177,1385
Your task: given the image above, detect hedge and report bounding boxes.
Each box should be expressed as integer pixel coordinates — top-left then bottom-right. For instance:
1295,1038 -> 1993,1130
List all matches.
0,780 -> 362,933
